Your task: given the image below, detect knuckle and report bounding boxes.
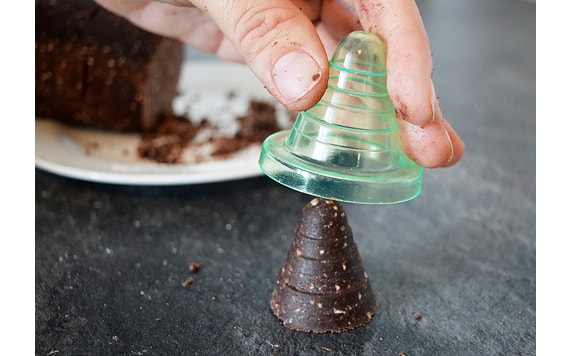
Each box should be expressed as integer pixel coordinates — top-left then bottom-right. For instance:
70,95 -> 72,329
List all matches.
232,4 -> 298,56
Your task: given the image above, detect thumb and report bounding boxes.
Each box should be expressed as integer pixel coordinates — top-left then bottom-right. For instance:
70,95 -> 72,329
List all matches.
191,0 -> 329,111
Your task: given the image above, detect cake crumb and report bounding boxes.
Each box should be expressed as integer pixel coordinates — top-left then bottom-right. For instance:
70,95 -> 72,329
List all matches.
189,262 -> 201,273
138,112 -> 200,163
182,277 -> 194,288
84,141 -> 100,156
140,96 -> 295,164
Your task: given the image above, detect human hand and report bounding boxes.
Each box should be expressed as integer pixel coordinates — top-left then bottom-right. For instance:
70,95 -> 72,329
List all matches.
94,0 -> 464,168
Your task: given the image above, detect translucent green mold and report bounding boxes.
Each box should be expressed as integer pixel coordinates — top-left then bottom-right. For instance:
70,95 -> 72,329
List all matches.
259,31 -> 422,204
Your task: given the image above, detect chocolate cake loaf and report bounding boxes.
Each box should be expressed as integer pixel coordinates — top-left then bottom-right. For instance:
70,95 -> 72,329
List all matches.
35,0 -> 184,132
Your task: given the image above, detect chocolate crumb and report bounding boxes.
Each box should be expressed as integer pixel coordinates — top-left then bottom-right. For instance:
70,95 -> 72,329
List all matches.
84,141 -> 100,156
182,277 -> 194,288
271,344 -> 281,355
414,313 -> 423,320
138,112 -> 200,163
139,97 -> 295,163
211,136 -> 249,157
237,100 -> 282,142
211,99 -> 289,157
189,262 -> 201,273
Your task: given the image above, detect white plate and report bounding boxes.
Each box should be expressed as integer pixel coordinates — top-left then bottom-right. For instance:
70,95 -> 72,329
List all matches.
35,61 -> 277,185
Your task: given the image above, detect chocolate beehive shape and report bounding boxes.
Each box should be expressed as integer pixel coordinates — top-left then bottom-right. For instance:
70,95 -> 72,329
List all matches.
270,198 -> 376,333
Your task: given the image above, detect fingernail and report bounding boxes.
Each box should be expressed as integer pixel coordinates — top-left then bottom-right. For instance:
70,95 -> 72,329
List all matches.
272,51 -> 323,103
429,80 -> 437,124
443,125 -> 455,165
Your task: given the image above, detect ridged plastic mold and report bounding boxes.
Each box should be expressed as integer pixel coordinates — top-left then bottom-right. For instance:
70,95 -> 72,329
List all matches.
259,31 -> 422,204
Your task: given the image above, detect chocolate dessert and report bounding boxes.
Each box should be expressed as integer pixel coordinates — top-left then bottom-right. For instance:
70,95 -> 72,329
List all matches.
35,0 -> 295,165
270,198 -> 376,333
35,0 -> 183,132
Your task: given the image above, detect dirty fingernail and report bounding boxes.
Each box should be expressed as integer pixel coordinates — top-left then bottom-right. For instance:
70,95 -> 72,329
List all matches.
272,51 -> 322,103
443,126 -> 455,165
430,81 -> 437,124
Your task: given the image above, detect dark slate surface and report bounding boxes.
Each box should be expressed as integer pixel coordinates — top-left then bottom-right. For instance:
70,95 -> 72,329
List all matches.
35,0 -> 536,354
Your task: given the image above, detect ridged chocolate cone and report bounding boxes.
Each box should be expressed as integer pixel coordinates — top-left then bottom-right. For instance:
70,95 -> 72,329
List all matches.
270,198 -> 376,333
